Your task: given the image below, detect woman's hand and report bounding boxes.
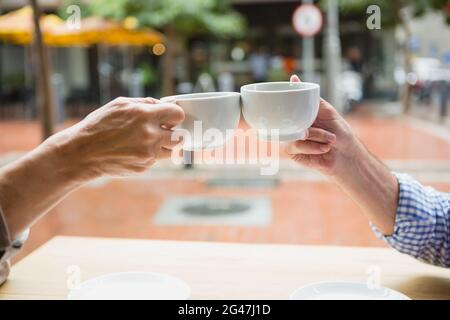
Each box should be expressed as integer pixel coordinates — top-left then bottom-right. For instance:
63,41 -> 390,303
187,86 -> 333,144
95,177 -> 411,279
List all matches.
285,75 -> 361,177
50,97 -> 185,178
0,96 -> 185,237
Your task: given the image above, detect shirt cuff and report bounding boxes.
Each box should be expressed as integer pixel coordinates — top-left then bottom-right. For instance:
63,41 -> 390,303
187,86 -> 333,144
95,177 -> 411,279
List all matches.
0,207 -> 29,286
370,172 -> 445,266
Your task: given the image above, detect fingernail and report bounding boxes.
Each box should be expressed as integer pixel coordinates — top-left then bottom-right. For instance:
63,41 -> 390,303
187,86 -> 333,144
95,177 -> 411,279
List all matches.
285,143 -> 296,155
320,144 -> 331,152
327,134 -> 336,142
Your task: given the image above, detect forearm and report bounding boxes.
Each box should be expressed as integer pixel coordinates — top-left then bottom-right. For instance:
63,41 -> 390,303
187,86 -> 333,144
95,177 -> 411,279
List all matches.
0,128 -> 93,239
331,138 -> 399,235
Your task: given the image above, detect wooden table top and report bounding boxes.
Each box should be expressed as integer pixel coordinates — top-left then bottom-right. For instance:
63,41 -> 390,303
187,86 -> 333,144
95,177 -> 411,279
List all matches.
1,236 -> 449,299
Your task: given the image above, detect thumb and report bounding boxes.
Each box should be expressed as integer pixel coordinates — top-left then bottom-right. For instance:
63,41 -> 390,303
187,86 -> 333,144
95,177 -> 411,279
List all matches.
290,74 -> 301,83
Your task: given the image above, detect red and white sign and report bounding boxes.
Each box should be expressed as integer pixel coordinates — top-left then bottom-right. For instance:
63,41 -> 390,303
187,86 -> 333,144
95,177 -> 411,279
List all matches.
292,4 -> 323,37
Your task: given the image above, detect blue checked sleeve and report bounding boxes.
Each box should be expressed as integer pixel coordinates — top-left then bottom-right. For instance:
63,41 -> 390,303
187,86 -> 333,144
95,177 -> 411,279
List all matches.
371,173 -> 450,268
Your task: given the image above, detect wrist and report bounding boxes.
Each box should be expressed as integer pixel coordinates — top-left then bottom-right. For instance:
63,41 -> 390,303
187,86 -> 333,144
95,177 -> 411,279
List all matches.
40,127 -> 99,185
329,134 -> 366,181
331,137 -> 398,234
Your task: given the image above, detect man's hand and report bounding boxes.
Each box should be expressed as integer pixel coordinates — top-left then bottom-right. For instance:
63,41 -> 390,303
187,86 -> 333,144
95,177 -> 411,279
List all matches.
285,75 -> 361,177
285,75 -> 398,235
50,97 -> 185,178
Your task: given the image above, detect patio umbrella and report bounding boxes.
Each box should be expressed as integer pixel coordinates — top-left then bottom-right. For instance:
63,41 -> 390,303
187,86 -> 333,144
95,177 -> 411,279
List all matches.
48,16 -> 165,47
45,16 -> 116,47
0,7 -> 165,47
0,6 -> 64,46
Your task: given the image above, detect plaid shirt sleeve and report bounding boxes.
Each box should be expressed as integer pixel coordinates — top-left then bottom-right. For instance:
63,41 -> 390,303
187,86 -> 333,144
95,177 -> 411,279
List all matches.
371,173 -> 450,268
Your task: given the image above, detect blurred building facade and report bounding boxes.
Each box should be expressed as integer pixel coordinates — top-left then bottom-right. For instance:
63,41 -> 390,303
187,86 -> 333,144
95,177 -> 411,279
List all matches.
0,0 -> 449,119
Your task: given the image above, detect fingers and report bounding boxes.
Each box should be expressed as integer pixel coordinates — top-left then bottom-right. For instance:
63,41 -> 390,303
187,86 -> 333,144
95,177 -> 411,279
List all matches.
150,102 -> 185,129
158,147 -> 174,159
305,127 -> 336,143
116,98 -> 184,129
159,128 -> 183,149
290,74 -> 301,83
130,97 -> 160,104
320,98 -> 335,111
286,139 -> 332,155
316,98 -> 341,121
286,78 -> 340,121
113,96 -> 160,106
285,127 -> 336,155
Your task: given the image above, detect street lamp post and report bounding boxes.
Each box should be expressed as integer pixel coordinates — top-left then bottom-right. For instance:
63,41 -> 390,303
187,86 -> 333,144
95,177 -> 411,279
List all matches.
302,0 -> 315,82
293,1 -> 322,83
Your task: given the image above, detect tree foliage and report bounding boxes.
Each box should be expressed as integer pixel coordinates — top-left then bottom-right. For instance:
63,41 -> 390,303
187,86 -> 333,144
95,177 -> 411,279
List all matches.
86,0 -> 246,37
320,0 -> 450,27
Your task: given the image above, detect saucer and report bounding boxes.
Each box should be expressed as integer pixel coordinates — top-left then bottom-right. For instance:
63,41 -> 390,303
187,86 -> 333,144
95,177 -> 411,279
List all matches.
290,281 -> 410,300
68,272 -> 191,300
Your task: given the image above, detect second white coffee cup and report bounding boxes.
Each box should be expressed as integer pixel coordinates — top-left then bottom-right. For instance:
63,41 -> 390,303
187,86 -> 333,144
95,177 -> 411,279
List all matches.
240,81 -> 320,141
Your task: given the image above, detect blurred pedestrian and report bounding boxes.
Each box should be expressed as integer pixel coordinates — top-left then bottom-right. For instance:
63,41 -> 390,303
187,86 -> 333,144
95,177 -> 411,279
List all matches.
218,71 -> 235,92
249,46 -> 270,83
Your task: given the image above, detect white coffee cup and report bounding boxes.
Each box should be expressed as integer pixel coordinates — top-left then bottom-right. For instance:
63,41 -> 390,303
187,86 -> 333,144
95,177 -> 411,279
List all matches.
240,81 -> 320,141
161,92 -> 241,151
